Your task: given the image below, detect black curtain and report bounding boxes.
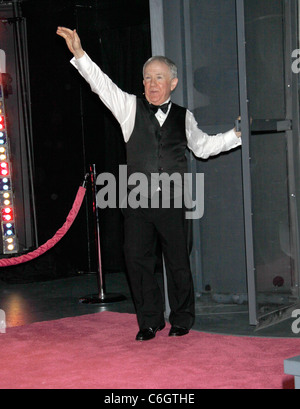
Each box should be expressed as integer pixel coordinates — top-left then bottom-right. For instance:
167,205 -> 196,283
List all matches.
75,2 -> 151,274
2,0 -> 151,282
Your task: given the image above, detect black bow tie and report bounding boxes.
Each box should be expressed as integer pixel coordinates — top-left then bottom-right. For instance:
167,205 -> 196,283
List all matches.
149,101 -> 171,114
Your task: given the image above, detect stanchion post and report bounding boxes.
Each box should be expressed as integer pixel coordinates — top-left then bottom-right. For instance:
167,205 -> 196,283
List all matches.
79,164 -> 126,305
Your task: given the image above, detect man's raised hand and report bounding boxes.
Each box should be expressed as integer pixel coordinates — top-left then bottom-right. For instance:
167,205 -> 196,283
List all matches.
56,27 -> 85,59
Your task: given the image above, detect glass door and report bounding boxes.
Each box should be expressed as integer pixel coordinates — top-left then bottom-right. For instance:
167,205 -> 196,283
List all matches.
237,0 -> 300,328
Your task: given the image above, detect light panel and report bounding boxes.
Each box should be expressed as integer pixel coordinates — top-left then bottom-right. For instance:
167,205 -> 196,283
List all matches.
0,82 -> 18,254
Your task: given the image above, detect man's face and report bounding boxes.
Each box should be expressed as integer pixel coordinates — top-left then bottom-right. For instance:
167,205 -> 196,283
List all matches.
143,61 -> 178,106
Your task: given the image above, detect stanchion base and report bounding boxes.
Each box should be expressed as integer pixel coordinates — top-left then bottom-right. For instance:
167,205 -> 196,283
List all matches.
79,293 -> 126,305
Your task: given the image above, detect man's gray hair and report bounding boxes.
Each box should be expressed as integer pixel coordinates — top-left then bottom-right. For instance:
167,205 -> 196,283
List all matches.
143,56 -> 178,80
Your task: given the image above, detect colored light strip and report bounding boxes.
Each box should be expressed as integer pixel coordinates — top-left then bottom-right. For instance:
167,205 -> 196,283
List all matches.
0,83 -> 18,254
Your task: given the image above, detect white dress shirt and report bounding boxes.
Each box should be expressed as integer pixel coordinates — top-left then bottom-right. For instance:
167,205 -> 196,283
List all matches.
71,53 -> 241,159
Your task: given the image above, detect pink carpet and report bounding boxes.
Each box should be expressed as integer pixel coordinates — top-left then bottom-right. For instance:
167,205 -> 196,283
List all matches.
0,311 -> 298,389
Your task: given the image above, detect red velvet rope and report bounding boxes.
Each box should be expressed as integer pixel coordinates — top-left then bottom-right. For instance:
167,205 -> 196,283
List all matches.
0,186 -> 86,267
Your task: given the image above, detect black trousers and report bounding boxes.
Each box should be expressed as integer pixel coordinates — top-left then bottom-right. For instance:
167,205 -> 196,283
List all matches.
123,194 -> 195,330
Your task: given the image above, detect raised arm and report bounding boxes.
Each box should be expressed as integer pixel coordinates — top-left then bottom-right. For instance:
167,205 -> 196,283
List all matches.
56,27 -> 136,142
56,27 -> 85,60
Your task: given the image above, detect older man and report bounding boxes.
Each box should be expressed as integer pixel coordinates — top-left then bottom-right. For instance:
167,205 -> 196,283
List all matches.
57,27 -> 241,341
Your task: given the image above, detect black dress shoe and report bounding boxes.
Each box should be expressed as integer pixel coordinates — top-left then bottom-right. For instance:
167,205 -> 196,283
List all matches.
168,326 -> 189,337
136,324 -> 165,341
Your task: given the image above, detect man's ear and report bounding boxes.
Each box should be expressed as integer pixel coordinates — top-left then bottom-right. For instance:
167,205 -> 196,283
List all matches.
171,78 -> 179,92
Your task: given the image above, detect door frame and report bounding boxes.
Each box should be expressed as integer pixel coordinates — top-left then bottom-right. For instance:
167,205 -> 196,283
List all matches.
236,0 -> 300,328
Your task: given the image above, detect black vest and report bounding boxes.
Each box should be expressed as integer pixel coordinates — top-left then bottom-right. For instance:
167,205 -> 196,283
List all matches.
126,98 -> 187,196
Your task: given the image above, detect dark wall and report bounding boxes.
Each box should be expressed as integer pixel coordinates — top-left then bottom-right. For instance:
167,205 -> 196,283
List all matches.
19,0 -> 151,277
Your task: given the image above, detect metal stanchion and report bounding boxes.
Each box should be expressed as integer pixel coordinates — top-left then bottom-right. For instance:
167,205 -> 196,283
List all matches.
79,164 -> 126,305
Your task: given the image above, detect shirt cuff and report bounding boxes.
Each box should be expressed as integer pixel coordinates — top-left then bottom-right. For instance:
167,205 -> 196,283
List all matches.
70,52 -> 89,70
223,128 -> 242,151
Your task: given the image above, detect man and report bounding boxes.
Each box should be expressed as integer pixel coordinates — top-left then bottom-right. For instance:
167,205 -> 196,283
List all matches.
57,27 -> 242,341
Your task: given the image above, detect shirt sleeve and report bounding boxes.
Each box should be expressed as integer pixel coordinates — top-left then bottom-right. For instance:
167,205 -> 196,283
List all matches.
186,109 -> 242,159
71,52 -> 136,142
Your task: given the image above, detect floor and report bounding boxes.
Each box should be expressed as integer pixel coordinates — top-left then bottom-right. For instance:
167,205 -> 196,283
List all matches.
0,270 -> 299,338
